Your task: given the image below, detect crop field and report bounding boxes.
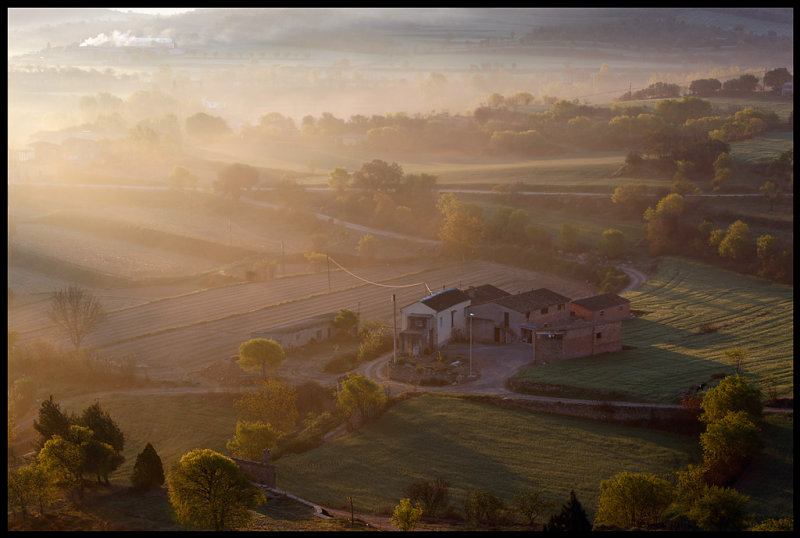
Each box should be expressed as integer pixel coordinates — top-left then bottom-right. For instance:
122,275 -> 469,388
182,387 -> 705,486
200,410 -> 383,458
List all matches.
276,393 -> 699,517
512,257 -> 794,402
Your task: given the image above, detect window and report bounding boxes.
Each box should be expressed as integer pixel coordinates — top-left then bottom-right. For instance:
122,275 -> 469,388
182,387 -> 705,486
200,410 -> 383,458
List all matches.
600,310 -> 605,317
541,307 -> 548,315
451,310 -> 455,327
439,317 -> 442,328
619,305 -> 623,311
596,332 -> 602,339
503,312 -> 509,327
558,303 -> 565,311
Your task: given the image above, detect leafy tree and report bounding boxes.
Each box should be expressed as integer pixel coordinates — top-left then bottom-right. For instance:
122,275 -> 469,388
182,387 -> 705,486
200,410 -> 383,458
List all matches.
83,436 -> 124,485
711,152 -> 733,191
226,420 -> 282,461
304,251 -> 327,272
37,426 -> 92,500
611,183 -> 650,217
700,374 -> 763,424
558,223 -> 580,251
214,162 -> 259,200
756,234 -> 792,282
357,233 -> 379,260
763,67 -> 792,93
48,285 -> 107,352
236,338 -> 286,380
79,401 -> 124,453
750,517 -> 794,531
463,488 -> 507,526
644,193 -> 686,255
185,112 -> 232,142
594,471 -> 675,529
513,490 -> 556,527
436,193 -> 484,261
759,180 -> 783,211
722,348 -> 747,376
688,485 -> 750,531
352,159 -> 403,192
233,378 -> 298,433
167,449 -> 265,531
328,166 -> 351,195
700,411 -> 763,486
689,78 -> 722,95
131,442 -> 165,491
722,74 -> 759,93
598,228 -> 626,259
333,308 -> 360,337
336,373 -> 387,428
391,498 -> 423,531
717,220 -> 754,263
33,395 -> 75,451
403,477 -> 450,518
543,490 -> 592,532
7,463 -> 59,519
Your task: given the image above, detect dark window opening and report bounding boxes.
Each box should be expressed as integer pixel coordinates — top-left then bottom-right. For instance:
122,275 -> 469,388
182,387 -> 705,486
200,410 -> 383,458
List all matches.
596,332 -> 602,339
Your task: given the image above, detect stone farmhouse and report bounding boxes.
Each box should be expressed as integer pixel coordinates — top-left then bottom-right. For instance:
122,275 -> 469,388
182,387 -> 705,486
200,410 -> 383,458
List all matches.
399,284 -> 631,362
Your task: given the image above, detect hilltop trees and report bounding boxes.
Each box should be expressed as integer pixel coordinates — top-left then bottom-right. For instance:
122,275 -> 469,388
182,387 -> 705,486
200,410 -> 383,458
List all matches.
214,163 -> 259,200
763,68 -> 792,93
336,373 -> 387,429
48,285 -> 107,352
436,193 -> 484,261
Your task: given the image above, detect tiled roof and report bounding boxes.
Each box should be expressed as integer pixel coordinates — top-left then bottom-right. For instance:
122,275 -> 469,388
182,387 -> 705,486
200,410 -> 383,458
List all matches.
495,288 -> 571,312
571,293 -> 630,311
464,284 -> 510,305
420,288 -> 470,312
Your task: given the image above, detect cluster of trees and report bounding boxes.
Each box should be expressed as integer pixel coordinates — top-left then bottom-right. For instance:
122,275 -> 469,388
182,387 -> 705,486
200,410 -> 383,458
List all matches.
639,190 -> 793,284
392,476 -> 592,531
592,372 -> 775,531
9,396 -> 165,522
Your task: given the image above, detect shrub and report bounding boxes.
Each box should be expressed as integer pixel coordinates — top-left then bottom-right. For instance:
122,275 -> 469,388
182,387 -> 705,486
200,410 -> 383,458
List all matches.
391,498 -> 423,531
463,488 -> 508,526
403,477 -> 450,518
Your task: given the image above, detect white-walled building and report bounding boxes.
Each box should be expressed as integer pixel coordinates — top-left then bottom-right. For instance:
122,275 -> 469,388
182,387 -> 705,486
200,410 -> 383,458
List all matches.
399,288 -> 471,355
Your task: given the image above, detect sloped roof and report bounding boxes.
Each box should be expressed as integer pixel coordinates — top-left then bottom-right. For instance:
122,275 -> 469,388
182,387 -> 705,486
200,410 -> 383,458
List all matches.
420,287 -> 470,312
571,293 -> 630,311
252,312 -> 337,336
494,288 -> 571,312
464,284 -> 510,305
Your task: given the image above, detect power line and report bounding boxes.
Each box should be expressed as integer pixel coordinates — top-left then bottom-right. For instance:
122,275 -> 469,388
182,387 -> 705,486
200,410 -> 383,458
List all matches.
326,255 -> 433,295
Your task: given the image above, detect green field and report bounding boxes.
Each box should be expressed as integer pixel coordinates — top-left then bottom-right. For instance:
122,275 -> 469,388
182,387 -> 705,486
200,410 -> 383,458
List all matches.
276,393 -> 699,517
729,130 -> 794,165
512,257 -> 793,403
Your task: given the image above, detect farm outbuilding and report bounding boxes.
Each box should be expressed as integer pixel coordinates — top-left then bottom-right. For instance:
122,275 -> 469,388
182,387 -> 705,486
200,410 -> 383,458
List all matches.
527,317 -> 623,363
250,312 -> 337,350
570,293 -> 631,322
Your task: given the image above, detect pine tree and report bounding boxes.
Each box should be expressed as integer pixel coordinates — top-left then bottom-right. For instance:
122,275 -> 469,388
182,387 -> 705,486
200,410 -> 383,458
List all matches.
33,395 -> 74,450
544,490 -> 592,532
131,442 -> 165,491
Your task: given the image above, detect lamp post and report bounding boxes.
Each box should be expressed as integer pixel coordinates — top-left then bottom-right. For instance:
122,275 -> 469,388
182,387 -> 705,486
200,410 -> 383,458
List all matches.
469,312 -> 475,377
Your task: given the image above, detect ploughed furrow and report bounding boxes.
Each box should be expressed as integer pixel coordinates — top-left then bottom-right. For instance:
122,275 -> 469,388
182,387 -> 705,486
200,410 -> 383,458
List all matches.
101,261 -> 588,381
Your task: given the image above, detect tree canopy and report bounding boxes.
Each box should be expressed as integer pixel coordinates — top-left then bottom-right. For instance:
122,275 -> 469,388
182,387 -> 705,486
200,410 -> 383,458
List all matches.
131,442 -> 165,491
167,449 -> 265,531
594,471 -> 675,529
236,338 -> 286,379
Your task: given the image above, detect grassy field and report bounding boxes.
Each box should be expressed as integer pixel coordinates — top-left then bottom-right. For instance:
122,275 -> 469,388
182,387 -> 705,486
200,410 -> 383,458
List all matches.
512,257 -> 793,403
729,130 -> 794,165
276,393 -> 699,517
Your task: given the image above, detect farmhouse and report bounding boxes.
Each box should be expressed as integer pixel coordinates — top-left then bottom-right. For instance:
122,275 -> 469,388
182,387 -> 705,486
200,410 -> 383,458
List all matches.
469,288 -> 571,344
250,312 -> 337,350
399,287 -> 471,355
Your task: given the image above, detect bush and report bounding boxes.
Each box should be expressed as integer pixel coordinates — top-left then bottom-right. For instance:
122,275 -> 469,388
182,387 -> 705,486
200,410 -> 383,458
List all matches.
463,488 -> 508,526
403,477 -> 450,519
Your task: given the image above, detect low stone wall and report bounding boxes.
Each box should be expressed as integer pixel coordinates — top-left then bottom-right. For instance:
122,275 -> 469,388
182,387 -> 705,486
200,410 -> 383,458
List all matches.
231,456 -> 276,488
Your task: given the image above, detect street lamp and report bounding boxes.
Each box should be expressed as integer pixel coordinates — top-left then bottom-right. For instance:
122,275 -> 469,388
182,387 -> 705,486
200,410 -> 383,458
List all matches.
469,312 -> 475,377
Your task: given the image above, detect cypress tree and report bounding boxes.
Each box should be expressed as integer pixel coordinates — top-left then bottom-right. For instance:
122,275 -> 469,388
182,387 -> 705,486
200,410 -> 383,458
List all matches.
544,490 -> 592,532
131,442 -> 165,491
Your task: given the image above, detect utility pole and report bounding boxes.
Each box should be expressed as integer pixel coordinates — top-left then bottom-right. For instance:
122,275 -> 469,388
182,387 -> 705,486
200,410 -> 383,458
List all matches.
392,293 -> 397,364
326,254 -> 331,292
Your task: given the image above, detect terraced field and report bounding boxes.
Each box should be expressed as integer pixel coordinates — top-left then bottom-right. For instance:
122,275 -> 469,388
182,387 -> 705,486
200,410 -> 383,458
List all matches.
512,257 -> 794,402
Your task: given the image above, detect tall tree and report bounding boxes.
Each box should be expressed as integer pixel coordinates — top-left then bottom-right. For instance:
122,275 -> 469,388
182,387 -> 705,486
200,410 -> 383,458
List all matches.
763,67 -> 792,93
33,395 -> 74,451
167,449 -> 265,531
130,442 -> 165,491
391,498 -> 423,531
328,166 -> 351,196
352,159 -> 404,192
214,163 -> 259,200
700,410 -> 763,486
436,193 -> 484,261
688,486 -> 750,531
336,373 -> 387,428
226,420 -> 281,461
233,378 -> 298,433
48,285 -> 106,352
543,490 -> 592,532
236,338 -> 286,380
700,374 -> 763,425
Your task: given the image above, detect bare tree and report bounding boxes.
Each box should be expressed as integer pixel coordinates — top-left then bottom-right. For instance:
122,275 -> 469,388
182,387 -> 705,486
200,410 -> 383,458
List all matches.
48,286 -> 106,351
